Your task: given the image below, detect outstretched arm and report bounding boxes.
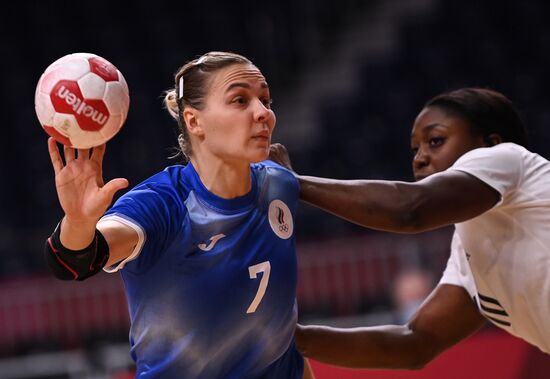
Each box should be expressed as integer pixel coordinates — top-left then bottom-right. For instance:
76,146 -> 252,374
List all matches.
296,284 -> 485,369
297,171 -> 499,233
269,143 -> 499,233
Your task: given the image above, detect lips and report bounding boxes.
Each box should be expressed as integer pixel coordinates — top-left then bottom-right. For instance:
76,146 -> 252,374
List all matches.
251,132 -> 269,140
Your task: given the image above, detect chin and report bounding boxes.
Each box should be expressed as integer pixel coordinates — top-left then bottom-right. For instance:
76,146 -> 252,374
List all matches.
247,149 -> 270,163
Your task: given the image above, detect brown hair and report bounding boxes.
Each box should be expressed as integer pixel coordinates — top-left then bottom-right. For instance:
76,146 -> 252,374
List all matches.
164,51 -> 253,160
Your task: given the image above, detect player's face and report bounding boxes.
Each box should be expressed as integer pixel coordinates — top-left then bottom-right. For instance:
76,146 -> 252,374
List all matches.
410,106 -> 485,181
197,64 -> 275,164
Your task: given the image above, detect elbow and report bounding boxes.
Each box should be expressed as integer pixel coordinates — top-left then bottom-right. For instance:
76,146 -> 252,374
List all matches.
45,250 -> 78,281
393,346 -> 437,370
43,238 -> 99,282
404,354 -> 434,370
49,270 -> 77,281
401,330 -> 441,370
387,344 -> 437,370
388,323 -> 441,370
411,349 -> 440,370
373,346 -> 436,370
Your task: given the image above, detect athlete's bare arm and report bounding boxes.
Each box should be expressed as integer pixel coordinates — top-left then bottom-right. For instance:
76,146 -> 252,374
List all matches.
296,284 -> 485,369
297,172 -> 499,233
269,143 -> 499,233
47,138 -> 137,266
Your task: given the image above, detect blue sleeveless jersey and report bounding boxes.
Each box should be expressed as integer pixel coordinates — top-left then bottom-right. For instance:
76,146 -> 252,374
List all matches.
102,161 -> 303,379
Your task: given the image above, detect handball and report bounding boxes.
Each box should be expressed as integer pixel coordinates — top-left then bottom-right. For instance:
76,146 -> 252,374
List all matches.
35,53 -> 129,148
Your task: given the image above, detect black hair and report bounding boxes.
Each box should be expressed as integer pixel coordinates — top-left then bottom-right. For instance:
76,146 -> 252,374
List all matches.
425,88 -> 528,147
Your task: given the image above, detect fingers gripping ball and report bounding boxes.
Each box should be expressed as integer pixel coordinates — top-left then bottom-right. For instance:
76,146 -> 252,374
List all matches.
35,53 -> 130,148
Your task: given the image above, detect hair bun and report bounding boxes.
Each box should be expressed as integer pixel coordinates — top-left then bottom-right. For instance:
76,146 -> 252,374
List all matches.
164,90 -> 179,120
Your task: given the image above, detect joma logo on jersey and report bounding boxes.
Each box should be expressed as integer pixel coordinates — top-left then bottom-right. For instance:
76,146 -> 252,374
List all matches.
268,200 -> 293,239
198,234 -> 226,251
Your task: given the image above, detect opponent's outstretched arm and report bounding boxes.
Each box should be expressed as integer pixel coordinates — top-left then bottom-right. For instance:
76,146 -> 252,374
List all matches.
297,172 -> 498,233
296,284 -> 485,369
269,143 -> 499,233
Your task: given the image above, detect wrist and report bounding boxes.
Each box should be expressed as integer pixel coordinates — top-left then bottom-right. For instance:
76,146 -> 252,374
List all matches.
60,217 -> 99,249
62,215 -> 100,228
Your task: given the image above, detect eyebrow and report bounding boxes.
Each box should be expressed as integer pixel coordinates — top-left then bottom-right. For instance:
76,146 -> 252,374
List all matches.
410,123 -> 449,138
225,82 -> 269,92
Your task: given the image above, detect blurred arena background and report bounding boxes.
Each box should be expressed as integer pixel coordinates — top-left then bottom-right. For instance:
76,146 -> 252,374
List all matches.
2,0 -> 550,377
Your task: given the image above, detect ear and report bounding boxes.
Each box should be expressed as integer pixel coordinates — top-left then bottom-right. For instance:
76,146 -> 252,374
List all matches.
183,108 -> 204,137
484,133 -> 502,147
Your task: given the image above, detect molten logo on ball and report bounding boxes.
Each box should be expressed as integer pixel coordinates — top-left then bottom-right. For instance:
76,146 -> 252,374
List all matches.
35,53 -> 130,148
53,81 -> 109,130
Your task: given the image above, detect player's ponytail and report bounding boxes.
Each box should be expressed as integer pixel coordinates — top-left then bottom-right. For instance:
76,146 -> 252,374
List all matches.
164,90 -> 179,121
163,88 -> 191,161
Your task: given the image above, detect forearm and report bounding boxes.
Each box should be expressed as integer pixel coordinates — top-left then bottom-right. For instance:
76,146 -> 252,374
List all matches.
296,285 -> 487,370
296,324 -> 436,370
297,176 -> 420,233
297,172 -> 498,233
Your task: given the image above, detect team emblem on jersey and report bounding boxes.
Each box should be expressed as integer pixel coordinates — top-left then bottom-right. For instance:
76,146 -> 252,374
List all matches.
268,199 -> 293,239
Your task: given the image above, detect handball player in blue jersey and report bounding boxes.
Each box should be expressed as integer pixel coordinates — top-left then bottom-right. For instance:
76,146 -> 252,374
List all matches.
45,51 -> 314,379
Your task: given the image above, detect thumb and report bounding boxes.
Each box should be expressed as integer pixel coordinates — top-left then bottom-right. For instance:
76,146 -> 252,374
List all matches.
102,178 -> 129,198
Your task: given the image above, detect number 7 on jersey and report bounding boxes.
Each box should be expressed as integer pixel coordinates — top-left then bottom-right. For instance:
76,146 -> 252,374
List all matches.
246,261 -> 271,314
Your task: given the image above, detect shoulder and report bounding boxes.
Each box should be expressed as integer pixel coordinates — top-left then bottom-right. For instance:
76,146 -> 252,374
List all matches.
450,143 -> 525,182
141,165 -> 187,186
112,165 -> 191,212
452,143 -> 525,170
252,161 -> 300,208
449,143 -> 533,199
129,165 -> 190,195
252,160 -> 299,187
253,160 -> 297,178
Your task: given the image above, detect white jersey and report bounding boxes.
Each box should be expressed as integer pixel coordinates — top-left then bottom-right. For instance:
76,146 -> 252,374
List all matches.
439,143 -> 550,354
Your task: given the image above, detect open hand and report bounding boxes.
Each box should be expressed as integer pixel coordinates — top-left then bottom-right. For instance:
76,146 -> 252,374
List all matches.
47,138 -> 128,224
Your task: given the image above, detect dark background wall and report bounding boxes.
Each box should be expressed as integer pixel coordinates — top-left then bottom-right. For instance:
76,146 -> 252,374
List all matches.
4,0 -> 550,277
2,1 -> 550,377
1,0 -> 374,275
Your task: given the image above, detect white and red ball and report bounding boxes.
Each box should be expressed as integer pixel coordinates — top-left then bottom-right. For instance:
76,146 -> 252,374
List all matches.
35,53 -> 129,148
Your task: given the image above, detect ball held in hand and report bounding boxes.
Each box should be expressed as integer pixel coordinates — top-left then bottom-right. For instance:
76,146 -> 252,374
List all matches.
35,53 -> 130,148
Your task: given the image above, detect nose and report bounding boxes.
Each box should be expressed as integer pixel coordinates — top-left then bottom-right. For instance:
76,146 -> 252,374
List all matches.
412,146 -> 429,172
254,99 -> 273,125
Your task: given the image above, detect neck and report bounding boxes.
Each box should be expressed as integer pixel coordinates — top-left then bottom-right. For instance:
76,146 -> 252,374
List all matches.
190,153 -> 252,199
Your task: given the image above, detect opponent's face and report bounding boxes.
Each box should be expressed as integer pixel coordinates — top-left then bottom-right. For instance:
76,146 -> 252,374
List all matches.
193,63 -> 275,164
410,106 -> 485,181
